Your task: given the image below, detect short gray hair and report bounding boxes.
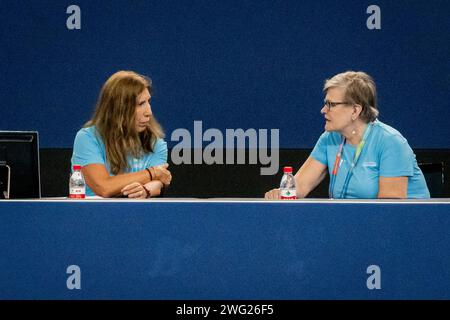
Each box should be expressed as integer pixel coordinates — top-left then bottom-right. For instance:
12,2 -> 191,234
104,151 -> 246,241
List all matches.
324,71 -> 379,122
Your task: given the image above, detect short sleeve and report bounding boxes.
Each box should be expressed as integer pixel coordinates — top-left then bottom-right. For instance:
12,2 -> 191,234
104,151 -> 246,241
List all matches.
153,138 -> 168,164
310,132 -> 329,166
379,134 -> 414,177
71,128 -> 106,167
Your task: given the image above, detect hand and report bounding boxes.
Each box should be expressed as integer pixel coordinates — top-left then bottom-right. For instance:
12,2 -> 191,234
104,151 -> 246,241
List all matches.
143,180 -> 164,198
121,182 -> 148,199
265,188 -> 281,200
151,163 -> 172,186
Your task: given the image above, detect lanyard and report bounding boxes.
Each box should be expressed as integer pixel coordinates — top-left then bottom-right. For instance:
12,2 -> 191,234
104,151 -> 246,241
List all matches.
329,123 -> 373,199
328,139 -> 345,198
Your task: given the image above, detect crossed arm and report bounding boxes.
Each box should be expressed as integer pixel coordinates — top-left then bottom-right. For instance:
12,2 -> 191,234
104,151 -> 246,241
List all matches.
82,163 -> 171,198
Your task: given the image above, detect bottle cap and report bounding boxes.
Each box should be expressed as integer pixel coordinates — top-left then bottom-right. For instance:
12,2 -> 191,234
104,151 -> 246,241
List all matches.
73,165 -> 82,170
283,166 -> 293,173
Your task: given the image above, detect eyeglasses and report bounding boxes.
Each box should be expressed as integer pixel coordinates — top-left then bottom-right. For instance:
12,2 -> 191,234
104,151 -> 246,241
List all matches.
323,100 -> 351,111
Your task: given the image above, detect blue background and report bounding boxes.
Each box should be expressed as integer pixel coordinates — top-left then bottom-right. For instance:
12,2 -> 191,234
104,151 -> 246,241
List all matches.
1,0 -> 449,148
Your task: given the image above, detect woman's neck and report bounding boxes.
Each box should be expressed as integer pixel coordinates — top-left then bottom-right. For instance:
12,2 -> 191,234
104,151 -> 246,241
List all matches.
342,120 -> 368,146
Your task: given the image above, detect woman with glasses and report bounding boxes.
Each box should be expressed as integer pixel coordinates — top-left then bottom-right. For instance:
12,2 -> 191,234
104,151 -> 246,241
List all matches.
71,70 -> 172,198
265,71 -> 429,199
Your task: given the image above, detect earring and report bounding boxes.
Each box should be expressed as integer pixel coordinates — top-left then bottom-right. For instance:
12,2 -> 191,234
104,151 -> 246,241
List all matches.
351,116 -> 356,134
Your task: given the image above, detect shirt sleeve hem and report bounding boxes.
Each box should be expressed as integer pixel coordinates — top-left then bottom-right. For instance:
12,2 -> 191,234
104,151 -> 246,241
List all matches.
379,171 -> 413,177
311,154 -> 327,166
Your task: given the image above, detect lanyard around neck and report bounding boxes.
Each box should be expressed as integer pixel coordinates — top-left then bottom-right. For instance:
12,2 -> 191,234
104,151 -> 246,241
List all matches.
329,123 -> 373,198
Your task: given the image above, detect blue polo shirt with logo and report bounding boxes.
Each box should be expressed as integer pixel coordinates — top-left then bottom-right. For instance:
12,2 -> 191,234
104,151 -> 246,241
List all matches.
71,126 -> 167,196
310,120 -> 430,199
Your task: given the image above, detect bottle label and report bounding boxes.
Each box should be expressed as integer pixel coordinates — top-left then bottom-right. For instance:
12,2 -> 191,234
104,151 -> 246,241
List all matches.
69,187 -> 86,199
280,189 -> 297,200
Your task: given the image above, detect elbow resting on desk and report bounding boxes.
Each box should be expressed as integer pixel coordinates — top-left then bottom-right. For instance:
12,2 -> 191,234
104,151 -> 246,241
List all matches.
296,170 -> 327,198
81,164 -> 152,198
88,178 -> 120,198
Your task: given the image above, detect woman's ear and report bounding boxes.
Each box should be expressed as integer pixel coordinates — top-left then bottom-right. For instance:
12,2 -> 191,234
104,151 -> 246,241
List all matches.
353,104 -> 363,117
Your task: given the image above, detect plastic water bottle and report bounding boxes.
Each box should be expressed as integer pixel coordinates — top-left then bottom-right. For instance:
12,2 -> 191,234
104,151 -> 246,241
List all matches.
69,164 -> 86,199
280,166 -> 297,200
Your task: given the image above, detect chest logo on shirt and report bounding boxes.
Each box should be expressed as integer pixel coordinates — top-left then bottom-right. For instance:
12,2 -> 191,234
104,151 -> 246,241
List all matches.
362,161 -> 377,167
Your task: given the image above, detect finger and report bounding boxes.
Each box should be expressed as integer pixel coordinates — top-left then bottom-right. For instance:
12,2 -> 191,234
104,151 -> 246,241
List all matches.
272,190 -> 279,199
156,164 -> 169,171
128,189 -> 145,198
121,182 -> 140,193
121,185 -> 131,193
267,189 -> 278,200
161,172 -> 171,181
123,185 -> 143,196
159,175 -> 171,184
159,168 -> 171,176
153,168 -> 169,180
128,192 -> 142,199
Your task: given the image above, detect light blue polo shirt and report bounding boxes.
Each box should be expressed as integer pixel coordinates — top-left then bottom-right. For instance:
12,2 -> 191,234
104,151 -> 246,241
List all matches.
310,120 -> 430,199
71,126 -> 168,196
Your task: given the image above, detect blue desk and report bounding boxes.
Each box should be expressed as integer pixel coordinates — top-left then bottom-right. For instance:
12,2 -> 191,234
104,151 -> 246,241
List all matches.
0,199 -> 449,299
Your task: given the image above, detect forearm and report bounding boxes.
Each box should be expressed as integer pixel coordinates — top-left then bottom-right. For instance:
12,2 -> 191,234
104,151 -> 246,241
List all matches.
296,184 -> 312,199
84,167 -> 151,197
104,171 -> 152,197
294,158 -> 327,198
296,174 -> 325,198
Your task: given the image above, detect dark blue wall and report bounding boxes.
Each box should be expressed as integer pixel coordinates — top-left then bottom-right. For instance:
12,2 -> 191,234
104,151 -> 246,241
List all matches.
1,0 -> 449,148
